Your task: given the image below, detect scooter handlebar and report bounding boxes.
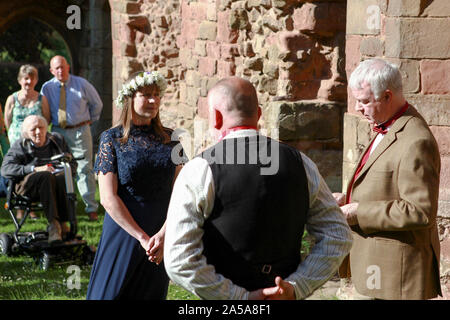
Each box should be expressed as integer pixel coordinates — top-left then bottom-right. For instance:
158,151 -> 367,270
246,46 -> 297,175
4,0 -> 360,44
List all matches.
50,153 -> 71,162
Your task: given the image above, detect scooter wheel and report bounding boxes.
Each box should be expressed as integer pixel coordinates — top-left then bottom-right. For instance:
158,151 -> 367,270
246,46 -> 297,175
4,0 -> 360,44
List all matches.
0,233 -> 12,256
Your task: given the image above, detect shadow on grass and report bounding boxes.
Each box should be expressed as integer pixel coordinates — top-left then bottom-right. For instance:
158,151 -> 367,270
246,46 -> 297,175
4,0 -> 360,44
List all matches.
0,256 -> 91,299
0,190 -> 197,300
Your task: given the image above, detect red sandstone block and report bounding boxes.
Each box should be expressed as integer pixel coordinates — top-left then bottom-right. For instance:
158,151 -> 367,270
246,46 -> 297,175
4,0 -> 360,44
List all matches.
441,237 -> 450,261
439,156 -> 450,203
199,57 -> 217,77
181,20 -> 200,49
286,80 -> 321,100
430,126 -> 450,156
207,42 -> 221,59
421,60 -> 450,95
277,31 -> 314,52
217,11 -> 239,43
191,2 -> 207,21
119,24 -> 135,44
220,44 -> 239,61
121,43 -> 137,57
112,39 -> 121,57
347,86 -> 359,115
181,0 -> 192,20
127,15 -> 150,34
293,2 -> 345,36
217,60 -> 236,77
345,35 -> 363,113
197,96 -> 209,119
345,35 -> 362,76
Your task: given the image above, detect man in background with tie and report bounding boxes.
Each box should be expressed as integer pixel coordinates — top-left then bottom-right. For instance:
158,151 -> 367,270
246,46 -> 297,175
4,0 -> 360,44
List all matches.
333,58 -> 441,299
41,55 -> 103,221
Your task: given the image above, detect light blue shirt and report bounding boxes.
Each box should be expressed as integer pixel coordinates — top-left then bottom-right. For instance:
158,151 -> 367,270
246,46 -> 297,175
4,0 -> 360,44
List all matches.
40,75 -> 103,127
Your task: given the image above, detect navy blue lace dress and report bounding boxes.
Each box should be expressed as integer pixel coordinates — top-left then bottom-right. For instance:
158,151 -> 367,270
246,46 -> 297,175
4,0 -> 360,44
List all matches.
86,124 -> 183,300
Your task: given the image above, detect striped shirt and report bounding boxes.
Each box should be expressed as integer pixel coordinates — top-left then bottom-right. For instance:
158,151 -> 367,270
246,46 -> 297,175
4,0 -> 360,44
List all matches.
164,130 -> 353,300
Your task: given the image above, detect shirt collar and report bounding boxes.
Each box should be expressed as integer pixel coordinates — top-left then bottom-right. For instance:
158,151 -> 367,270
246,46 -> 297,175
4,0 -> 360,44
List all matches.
55,74 -> 71,87
222,128 -> 259,140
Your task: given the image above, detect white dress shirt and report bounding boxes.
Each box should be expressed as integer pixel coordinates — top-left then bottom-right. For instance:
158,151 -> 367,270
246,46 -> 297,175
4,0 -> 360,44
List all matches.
164,130 -> 353,300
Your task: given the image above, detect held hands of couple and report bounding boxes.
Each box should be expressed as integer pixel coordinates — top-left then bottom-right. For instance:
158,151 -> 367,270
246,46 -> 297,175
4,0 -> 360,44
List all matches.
248,276 -> 295,300
143,232 -> 164,265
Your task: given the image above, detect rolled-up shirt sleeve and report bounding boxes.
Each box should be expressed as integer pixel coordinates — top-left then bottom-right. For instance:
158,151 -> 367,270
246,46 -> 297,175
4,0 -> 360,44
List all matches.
164,152 -> 353,300
164,157 -> 249,299
285,154 -> 353,299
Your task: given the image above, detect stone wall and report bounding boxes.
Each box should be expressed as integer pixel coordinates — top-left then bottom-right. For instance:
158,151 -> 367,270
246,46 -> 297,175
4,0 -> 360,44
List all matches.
110,0 -> 185,129
110,0 -> 348,191
182,0 -> 348,191
345,0 -> 450,299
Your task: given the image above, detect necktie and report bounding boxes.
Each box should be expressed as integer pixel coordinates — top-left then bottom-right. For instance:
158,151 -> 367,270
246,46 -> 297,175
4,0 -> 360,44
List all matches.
58,82 -> 67,129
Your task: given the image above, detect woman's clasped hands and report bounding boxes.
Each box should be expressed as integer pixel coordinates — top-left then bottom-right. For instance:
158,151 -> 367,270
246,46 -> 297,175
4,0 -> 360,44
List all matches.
140,231 -> 165,265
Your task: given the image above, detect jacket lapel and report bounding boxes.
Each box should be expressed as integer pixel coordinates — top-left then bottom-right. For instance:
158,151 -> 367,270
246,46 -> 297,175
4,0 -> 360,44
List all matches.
353,111 -> 414,184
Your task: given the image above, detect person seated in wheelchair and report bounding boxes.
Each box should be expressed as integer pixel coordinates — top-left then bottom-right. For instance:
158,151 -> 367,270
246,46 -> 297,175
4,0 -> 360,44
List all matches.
0,115 -> 77,243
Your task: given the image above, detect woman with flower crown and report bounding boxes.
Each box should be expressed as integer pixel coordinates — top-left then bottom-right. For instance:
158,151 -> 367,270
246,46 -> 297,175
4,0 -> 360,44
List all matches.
86,71 -> 186,300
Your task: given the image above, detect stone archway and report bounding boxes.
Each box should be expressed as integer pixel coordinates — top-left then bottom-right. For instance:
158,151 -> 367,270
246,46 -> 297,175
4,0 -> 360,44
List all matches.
0,0 -> 113,144
0,1 -> 82,73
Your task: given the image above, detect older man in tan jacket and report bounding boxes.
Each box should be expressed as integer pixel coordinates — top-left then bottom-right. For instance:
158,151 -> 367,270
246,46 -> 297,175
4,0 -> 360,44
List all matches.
334,59 -> 441,300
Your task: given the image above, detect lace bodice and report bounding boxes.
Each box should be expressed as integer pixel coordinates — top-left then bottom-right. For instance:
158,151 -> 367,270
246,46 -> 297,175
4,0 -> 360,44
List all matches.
94,125 -> 183,202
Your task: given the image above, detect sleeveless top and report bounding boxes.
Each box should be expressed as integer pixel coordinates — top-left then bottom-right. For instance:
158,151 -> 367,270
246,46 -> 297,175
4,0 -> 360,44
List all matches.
7,91 -> 43,144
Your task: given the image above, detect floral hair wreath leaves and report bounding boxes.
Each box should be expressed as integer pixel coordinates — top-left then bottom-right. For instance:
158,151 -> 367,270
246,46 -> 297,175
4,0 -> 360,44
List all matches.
115,71 -> 167,109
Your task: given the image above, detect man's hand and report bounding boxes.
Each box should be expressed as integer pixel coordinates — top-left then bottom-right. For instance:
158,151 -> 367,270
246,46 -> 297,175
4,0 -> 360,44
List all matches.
340,202 -> 359,226
146,230 -> 165,265
332,192 -> 346,206
248,277 -> 295,300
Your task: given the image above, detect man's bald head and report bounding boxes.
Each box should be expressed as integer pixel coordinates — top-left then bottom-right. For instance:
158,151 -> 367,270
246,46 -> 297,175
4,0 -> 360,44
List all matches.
208,77 -> 259,124
50,55 -> 70,82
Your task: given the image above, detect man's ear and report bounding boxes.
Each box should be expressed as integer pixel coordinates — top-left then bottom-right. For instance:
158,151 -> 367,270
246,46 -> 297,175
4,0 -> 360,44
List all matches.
257,107 -> 262,121
384,90 -> 393,102
214,109 -> 223,130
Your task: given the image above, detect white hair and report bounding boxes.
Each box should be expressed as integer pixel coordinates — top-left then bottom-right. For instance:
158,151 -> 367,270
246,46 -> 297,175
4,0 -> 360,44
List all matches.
349,59 -> 403,100
21,115 -> 48,138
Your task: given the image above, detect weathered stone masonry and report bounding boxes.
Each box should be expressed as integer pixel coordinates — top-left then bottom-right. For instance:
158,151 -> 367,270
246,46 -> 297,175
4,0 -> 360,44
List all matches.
109,0 -> 449,298
111,0 -> 348,192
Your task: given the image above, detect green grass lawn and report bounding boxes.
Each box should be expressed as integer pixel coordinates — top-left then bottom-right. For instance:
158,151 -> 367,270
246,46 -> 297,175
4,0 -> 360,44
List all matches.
0,189 -> 198,300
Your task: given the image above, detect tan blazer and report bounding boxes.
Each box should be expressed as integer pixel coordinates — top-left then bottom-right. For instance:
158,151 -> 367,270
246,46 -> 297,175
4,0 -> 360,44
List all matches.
340,105 -> 441,300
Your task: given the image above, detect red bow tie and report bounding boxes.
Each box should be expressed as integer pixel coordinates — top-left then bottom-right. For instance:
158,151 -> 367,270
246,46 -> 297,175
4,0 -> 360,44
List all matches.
373,102 -> 409,135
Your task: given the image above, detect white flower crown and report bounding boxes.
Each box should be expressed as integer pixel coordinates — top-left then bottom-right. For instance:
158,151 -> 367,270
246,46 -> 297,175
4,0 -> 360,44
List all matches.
115,71 -> 167,108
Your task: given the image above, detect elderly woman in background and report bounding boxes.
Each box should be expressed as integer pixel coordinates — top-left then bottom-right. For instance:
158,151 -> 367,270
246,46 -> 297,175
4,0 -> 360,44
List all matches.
4,64 -> 51,145
3,65 -> 51,219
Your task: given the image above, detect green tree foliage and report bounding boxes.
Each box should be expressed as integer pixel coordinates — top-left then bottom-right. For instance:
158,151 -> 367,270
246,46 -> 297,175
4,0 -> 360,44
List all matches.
0,17 -> 70,109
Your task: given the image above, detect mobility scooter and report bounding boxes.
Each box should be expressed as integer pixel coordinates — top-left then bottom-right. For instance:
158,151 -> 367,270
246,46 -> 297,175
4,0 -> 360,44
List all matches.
0,152 -> 95,270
